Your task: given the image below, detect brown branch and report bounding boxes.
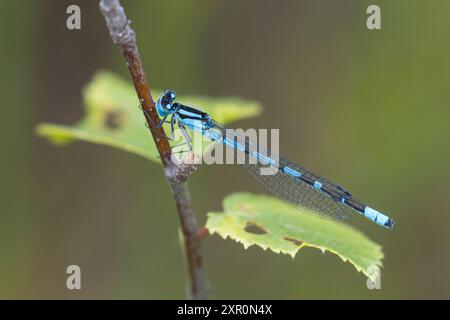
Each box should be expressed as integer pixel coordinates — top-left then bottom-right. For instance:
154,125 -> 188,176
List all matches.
165,153 -> 200,183
99,0 -> 208,299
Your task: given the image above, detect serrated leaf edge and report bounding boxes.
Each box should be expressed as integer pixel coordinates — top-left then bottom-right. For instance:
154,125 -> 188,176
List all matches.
205,212 -> 383,281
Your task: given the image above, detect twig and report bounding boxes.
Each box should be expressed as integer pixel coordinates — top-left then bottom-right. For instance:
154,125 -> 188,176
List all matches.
99,0 -> 208,299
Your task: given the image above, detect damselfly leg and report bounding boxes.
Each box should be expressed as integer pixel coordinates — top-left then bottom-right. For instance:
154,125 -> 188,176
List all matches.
138,104 -> 175,141
178,122 -> 193,151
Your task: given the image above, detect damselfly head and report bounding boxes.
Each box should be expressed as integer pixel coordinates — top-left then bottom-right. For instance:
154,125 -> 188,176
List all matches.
162,90 -> 176,104
156,90 -> 177,116
157,90 -> 177,115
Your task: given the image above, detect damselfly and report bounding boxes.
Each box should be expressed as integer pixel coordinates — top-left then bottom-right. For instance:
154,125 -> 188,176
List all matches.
150,90 -> 394,229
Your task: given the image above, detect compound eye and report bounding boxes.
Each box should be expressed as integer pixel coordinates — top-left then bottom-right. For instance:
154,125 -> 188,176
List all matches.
161,90 -> 176,108
166,90 -> 176,100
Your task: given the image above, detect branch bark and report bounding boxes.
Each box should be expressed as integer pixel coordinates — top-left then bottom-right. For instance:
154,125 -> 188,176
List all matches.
99,0 -> 208,299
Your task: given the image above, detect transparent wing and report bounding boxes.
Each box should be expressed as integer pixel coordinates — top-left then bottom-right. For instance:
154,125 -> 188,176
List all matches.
245,158 -> 349,221
209,120 -> 349,221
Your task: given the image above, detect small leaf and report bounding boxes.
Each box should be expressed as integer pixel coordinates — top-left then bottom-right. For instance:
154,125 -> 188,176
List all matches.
206,193 -> 384,281
36,71 -> 262,162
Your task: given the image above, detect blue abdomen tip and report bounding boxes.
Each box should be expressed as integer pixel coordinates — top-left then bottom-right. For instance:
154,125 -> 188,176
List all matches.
364,206 -> 395,229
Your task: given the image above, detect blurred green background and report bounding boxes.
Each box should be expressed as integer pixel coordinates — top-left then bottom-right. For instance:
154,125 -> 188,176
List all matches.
1,0 -> 450,299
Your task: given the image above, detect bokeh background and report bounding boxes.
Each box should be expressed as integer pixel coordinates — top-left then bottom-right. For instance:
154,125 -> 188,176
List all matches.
1,0 -> 450,299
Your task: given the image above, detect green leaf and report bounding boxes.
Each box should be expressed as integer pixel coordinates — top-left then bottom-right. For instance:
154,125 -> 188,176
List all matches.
36,71 -> 262,162
206,193 -> 384,281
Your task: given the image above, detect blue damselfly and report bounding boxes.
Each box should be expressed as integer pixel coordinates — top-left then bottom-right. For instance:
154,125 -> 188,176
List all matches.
149,90 -> 394,229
